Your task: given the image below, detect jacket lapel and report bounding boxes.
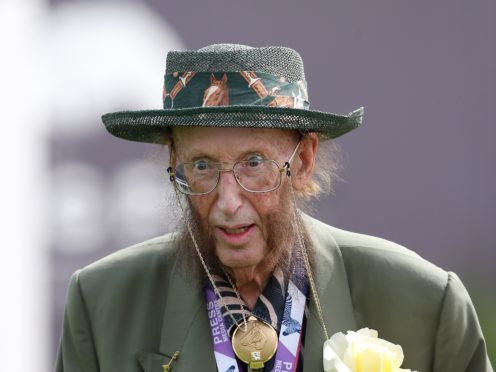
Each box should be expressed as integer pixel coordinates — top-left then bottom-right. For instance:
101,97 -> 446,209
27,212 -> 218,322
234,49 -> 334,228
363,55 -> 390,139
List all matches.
160,258 -> 217,371
138,253 -> 217,372
302,215 -> 357,372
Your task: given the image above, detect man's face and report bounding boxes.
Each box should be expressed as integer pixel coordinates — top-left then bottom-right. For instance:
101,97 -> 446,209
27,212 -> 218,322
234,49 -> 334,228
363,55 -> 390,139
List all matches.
171,127 -> 302,273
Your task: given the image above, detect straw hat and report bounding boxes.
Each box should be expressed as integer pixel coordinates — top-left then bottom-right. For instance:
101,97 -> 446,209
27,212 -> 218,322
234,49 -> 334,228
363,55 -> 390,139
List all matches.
102,43 -> 364,143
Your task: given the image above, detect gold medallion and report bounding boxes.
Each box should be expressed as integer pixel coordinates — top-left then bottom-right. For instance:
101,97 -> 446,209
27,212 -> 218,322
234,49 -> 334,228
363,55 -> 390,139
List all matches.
231,316 -> 278,369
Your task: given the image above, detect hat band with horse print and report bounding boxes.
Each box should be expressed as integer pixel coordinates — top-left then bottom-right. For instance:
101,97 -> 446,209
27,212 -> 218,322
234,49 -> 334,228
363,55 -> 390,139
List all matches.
163,71 -> 309,110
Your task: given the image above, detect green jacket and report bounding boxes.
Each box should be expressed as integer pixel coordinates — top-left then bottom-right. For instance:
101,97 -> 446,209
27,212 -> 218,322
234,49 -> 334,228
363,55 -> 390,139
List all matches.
56,215 -> 493,371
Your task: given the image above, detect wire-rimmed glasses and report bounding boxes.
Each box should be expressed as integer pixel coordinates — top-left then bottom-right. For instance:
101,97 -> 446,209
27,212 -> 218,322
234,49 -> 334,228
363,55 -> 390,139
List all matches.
167,141 -> 301,195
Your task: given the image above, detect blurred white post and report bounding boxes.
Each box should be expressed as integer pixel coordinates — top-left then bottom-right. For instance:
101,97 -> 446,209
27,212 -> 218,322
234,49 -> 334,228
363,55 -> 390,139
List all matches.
0,0 -> 51,371
1,1 -> 184,370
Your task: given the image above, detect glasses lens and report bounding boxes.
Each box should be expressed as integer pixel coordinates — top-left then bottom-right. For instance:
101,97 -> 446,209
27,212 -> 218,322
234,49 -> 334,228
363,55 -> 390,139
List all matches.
175,161 -> 218,194
234,159 -> 281,192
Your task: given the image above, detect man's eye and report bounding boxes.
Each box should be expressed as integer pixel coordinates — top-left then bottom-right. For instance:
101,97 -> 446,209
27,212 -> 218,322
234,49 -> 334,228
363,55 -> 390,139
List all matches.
193,160 -> 209,171
246,155 -> 263,167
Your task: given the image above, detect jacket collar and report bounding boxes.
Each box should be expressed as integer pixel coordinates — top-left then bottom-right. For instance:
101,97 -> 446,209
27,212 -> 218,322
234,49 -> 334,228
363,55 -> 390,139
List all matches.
138,215 -> 357,371
137,247 -> 217,371
156,254 -> 216,371
301,214 -> 357,371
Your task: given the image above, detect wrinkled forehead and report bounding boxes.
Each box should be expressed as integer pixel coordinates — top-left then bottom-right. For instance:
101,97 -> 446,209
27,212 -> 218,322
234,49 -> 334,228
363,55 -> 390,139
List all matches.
170,126 -> 300,158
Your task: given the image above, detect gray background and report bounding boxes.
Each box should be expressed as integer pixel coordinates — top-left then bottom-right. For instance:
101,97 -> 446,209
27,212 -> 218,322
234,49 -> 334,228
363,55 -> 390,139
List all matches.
49,0 -> 495,365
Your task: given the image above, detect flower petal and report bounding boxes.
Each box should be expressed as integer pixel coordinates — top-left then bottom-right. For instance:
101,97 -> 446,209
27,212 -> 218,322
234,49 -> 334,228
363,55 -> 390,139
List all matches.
323,338 -> 352,372
324,328 -> 410,372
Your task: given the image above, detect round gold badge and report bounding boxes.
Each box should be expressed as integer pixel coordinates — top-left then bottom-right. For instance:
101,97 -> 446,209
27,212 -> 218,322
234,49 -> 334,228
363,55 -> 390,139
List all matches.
231,316 -> 278,369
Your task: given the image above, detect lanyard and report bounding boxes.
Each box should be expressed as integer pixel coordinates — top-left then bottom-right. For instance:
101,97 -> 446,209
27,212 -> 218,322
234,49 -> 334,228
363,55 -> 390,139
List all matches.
205,279 -> 307,372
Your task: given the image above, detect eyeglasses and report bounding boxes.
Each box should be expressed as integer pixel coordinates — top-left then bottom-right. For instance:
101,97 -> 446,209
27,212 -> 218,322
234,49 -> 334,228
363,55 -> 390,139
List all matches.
167,141 -> 301,195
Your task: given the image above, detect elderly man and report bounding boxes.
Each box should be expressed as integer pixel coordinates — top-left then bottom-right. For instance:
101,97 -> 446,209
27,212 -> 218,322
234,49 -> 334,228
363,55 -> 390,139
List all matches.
56,44 -> 493,372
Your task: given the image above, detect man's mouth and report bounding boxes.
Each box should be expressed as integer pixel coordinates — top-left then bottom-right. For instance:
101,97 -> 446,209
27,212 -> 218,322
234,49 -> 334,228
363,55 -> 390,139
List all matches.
220,225 -> 253,235
215,224 -> 257,245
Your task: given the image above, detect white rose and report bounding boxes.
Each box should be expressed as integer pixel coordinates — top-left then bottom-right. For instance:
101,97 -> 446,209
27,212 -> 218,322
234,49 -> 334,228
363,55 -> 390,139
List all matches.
323,328 -> 412,372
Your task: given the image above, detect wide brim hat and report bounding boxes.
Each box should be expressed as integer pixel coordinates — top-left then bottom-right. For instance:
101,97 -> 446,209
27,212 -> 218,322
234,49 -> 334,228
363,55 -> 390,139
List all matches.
102,44 -> 364,144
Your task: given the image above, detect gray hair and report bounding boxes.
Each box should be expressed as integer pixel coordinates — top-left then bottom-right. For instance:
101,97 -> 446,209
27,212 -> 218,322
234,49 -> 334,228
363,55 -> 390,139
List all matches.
297,137 -> 342,200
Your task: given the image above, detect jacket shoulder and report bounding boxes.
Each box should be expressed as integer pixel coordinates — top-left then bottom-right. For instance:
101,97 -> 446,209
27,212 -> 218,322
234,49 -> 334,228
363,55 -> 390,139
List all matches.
79,232 -> 179,279
304,214 -> 446,285
71,232 -> 181,314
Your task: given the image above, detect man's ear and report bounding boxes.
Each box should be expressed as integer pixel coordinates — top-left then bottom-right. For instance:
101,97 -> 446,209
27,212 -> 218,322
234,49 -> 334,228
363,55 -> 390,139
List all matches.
168,143 -> 176,168
291,133 -> 318,191
165,133 -> 176,167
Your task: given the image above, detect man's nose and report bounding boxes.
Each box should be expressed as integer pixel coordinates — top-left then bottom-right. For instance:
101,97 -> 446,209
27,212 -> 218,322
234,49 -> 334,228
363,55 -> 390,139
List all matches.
215,170 -> 243,215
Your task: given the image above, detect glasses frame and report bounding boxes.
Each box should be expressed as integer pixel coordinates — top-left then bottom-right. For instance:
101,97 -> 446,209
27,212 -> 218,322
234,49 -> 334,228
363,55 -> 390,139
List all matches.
167,140 -> 301,195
